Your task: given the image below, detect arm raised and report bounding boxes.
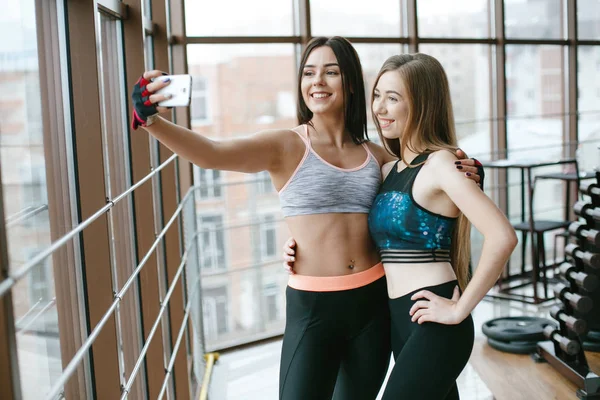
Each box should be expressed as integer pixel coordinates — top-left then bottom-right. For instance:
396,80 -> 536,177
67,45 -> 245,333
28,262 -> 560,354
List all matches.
132,70 -> 286,174
143,117 -> 286,173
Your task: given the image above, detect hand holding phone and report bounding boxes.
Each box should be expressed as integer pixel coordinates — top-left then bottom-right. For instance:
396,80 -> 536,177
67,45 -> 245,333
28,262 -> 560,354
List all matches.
155,74 -> 192,107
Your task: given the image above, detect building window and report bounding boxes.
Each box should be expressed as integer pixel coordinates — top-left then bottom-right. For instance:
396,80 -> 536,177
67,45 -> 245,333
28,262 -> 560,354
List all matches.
260,215 -> 277,261
26,250 -> 51,304
198,215 -> 226,270
263,282 -> 280,322
197,168 -> 222,200
191,76 -> 210,124
256,171 -> 274,195
203,286 -> 228,338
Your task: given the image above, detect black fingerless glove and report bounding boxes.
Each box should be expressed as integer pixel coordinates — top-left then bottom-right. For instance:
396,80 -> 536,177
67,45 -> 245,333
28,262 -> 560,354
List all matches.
131,76 -> 158,130
472,158 -> 485,191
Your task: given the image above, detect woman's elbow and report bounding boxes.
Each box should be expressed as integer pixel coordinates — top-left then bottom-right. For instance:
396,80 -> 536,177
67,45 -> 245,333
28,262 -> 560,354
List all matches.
500,229 -> 518,254
483,227 -> 518,252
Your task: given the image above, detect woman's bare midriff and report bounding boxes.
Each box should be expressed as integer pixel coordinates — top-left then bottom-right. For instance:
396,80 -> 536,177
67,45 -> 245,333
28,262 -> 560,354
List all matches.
285,213 -> 381,277
383,262 -> 458,299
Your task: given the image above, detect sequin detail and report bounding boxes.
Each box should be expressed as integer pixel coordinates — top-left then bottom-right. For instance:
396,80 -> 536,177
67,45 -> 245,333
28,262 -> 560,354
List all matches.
367,153 -> 456,263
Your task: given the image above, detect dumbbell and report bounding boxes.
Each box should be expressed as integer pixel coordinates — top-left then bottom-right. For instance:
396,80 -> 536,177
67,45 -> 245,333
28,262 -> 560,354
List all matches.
543,325 -> 581,355
568,222 -> 600,247
565,243 -> 600,269
574,201 -> 600,223
580,181 -> 600,198
554,283 -> 593,314
559,262 -> 599,292
550,306 -> 588,335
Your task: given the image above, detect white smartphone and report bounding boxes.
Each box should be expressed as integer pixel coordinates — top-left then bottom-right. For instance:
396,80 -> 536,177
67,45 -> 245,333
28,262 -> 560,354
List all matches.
155,74 -> 192,107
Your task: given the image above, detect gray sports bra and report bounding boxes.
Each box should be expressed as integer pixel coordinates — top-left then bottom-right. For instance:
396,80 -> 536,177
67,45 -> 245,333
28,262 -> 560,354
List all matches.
278,125 -> 381,217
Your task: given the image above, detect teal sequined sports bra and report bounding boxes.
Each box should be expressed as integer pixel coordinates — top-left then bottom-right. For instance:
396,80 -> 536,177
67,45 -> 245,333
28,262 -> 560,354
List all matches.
368,153 -> 456,264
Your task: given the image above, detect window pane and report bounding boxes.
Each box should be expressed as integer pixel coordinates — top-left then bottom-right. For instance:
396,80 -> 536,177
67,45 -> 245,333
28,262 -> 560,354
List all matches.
184,0 -> 293,36
506,45 -> 565,269
504,0 -> 562,39
310,0 -> 402,37
419,44 -> 492,160
506,45 -> 564,158
417,0 -> 489,38
0,1 -> 60,397
187,44 -> 296,133
578,46 -> 600,172
578,0 -> 600,40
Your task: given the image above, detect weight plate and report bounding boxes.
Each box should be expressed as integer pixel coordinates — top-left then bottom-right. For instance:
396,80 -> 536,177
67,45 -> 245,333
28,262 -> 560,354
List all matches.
583,341 -> 600,352
482,317 -> 556,342
584,330 -> 600,342
487,337 -> 539,354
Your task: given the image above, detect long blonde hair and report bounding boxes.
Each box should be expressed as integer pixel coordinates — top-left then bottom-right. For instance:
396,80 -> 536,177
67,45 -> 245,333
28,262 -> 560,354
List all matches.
372,53 -> 471,290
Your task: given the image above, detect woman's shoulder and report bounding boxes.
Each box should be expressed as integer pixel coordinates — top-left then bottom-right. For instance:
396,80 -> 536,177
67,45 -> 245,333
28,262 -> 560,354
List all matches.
381,160 -> 398,180
253,126 -> 307,145
366,141 -> 396,165
426,148 -> 459,164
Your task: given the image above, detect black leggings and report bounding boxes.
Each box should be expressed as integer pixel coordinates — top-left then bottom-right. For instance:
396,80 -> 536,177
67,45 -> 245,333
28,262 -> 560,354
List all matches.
382,280 -> 474,400
279,276 -> 391,400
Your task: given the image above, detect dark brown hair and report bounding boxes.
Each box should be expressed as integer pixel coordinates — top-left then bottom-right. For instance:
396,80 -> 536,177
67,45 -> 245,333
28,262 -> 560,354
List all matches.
296,36 -> 368,144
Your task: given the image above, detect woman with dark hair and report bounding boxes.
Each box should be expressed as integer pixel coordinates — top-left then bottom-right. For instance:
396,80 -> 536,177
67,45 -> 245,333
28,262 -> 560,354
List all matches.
131,38 -> 482,399
285,53 -> 516,399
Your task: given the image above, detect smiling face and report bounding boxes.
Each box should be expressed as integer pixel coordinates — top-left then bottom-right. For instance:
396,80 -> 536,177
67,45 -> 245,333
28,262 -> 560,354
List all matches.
372,70 -> 409,141
300,46 -> 345,116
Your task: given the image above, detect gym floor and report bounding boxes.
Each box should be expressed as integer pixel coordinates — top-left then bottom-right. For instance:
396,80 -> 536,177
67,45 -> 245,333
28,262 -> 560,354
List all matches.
209,289 -> 598,400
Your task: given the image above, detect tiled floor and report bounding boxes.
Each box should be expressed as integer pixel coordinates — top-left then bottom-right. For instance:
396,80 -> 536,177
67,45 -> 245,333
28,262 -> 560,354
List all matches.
210,289 -> 561,399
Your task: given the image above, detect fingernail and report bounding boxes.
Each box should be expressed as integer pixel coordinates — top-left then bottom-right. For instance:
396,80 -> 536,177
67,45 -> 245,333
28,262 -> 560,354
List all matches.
163,77 -> 171,82
454,161 -> 461,165
291,257 -> 295,261
456,165 -> 463,170
466,172 -> 472,176
165,94 -> 173,99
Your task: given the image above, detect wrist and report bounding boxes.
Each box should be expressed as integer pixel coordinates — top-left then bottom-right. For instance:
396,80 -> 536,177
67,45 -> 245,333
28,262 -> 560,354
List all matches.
146,114 -> 160,127
455,301 -> 470,321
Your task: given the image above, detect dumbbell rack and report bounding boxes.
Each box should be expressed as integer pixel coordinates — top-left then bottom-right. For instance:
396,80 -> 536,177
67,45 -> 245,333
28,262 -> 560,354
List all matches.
536,168 -> 600,399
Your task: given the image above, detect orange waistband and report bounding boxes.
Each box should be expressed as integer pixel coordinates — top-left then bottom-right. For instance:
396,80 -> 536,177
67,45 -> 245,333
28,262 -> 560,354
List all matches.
288,263 -> 385,292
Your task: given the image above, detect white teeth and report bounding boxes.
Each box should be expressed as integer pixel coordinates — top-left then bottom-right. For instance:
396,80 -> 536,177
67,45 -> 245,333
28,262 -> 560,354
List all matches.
312,93 -> 331,99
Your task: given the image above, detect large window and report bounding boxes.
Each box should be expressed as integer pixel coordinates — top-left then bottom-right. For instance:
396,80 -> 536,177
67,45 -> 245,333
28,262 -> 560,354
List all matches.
0,1 -> 59,397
